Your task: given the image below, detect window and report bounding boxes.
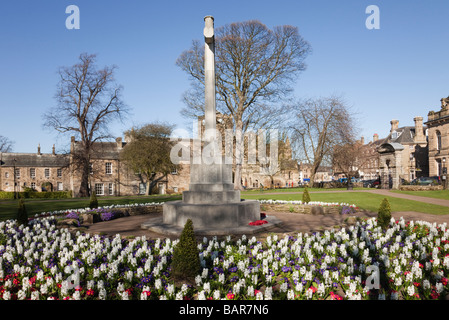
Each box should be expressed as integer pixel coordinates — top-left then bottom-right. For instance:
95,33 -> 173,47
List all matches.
57,182 -> 63,191
44,168 -> 50,178
139,183 -> 146,195
95,183 -> 104,196
105,162 -> 112,174
57,168 -> 62,178
5,172 -> 9,178
31,182 -> 36,190
30,168 -> 36,178
171,167 -> 178,175
436,130 -> 442,151
108,183 -> 114,195
89,163 -> 93,174
15,169 -> 20,179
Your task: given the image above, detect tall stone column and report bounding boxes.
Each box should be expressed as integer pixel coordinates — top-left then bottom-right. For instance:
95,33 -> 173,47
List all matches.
203,16 -> 216,142
155,16 -> 264,234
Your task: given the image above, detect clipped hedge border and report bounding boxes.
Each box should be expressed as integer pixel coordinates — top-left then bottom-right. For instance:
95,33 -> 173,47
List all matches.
0,190 -> 72,199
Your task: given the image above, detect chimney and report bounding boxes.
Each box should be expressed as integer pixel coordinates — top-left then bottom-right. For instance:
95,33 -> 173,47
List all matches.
37,144 -> 41,155
116,137 -> 123,149
373,133 -> 379,142
414,116 -> 426,143
70,136 -> 75,153
52,144 -> 56,155
360,136 -> 365,145
390,119 -> 399,133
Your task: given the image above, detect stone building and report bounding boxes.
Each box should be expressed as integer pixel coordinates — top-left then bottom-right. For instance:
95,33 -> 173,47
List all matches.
0,137 -> 188,197
0,145 -> 71,193
425,97 -> 449,179
377,117 -> 428,189
69,136 -> 190,197
0,127 -> 299,196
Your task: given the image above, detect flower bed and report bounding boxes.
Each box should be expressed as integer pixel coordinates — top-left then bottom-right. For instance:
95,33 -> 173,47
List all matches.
259,200 -> 359,215
0,214 -> 448,300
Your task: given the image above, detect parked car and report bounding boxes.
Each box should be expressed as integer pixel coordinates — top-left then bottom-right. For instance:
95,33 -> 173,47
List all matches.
362,179 -> 375,188
429,176 -> 442,184
363,179 -> 380,188
411,177 -> 439,185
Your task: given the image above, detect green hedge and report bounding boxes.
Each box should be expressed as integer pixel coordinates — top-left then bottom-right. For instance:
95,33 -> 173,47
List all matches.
0,190 -> 72,199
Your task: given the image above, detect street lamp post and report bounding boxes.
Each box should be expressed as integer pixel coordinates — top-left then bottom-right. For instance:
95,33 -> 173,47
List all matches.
443,158 -> 447,190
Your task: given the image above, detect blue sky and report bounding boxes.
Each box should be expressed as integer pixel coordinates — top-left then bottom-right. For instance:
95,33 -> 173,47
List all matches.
1,0 -> 449,154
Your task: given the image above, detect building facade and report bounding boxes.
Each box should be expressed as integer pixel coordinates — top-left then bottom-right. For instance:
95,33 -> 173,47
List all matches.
377,117 -> 428,189
425,97 -> 449,179
0,145 -> 71,194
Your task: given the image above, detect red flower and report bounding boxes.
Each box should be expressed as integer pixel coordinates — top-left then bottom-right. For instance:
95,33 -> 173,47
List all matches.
249,220 -> 268,226
309,286 -> 317,293
330,291 -> 343,300
142,290 -> 151,297
227,293 -> 235,300
442,278 -> 448,286
86,289 -> 95,296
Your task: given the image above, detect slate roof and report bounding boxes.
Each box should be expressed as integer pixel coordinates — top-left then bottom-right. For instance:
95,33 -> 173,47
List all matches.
386,126 -> 427,145
71,140 -> 127,160
0,153 -> 69,167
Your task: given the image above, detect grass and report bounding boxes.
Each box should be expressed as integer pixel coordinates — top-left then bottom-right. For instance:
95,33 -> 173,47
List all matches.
1,189 -> 448,222
242,191 -> 449,215
241,187 -> 365,194
0,194 -> 182,221
390,189 -> 449,200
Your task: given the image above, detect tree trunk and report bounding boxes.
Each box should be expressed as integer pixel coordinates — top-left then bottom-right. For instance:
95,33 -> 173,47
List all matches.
79,160 -> 90,197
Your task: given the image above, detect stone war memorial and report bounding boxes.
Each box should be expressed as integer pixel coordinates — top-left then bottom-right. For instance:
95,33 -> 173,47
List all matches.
142,16 -> 281,236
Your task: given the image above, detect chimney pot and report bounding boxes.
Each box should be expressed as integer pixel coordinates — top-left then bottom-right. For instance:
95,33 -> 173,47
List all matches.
390,120 -> 399,132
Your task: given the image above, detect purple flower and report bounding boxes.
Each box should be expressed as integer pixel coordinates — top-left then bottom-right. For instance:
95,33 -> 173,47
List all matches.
66,211 -> 79,220
100,211 -> 115,221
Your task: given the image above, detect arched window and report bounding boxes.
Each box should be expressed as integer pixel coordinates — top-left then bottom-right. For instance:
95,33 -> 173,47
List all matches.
436,130 -> 442,151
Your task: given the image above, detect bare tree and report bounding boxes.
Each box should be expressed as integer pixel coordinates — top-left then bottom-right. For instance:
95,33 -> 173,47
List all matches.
177,20 -> 311,190
120,122 -> 177,195
332,140 -> 367,189
0,135 -> 14,152
289,95 -> 357,185
43,53 -> 128,197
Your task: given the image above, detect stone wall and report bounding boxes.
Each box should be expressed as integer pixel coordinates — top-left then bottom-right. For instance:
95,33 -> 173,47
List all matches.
399,185 -> 443,191
260,203 -> 341,215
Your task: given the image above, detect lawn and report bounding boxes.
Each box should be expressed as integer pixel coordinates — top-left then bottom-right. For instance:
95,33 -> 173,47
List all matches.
391,189 -> 449,200
2,189 -> 448,222
242,191 -> 449,215
242,187 -> 364,193
0,194 -> 182,221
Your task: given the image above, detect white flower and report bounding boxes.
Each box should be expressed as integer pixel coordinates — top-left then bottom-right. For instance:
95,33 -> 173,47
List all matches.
198,291 -> 206,300
2,291 -> 11,300
407,285 -> 415,297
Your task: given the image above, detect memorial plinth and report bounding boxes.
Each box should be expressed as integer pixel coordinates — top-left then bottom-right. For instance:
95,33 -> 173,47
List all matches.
141,16 -> 281,236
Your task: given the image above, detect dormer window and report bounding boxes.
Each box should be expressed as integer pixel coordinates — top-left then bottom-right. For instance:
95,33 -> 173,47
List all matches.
391,131 -> 398,139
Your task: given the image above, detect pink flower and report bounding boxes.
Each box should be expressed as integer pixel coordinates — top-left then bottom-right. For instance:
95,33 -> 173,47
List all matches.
330,291 -> 343,300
